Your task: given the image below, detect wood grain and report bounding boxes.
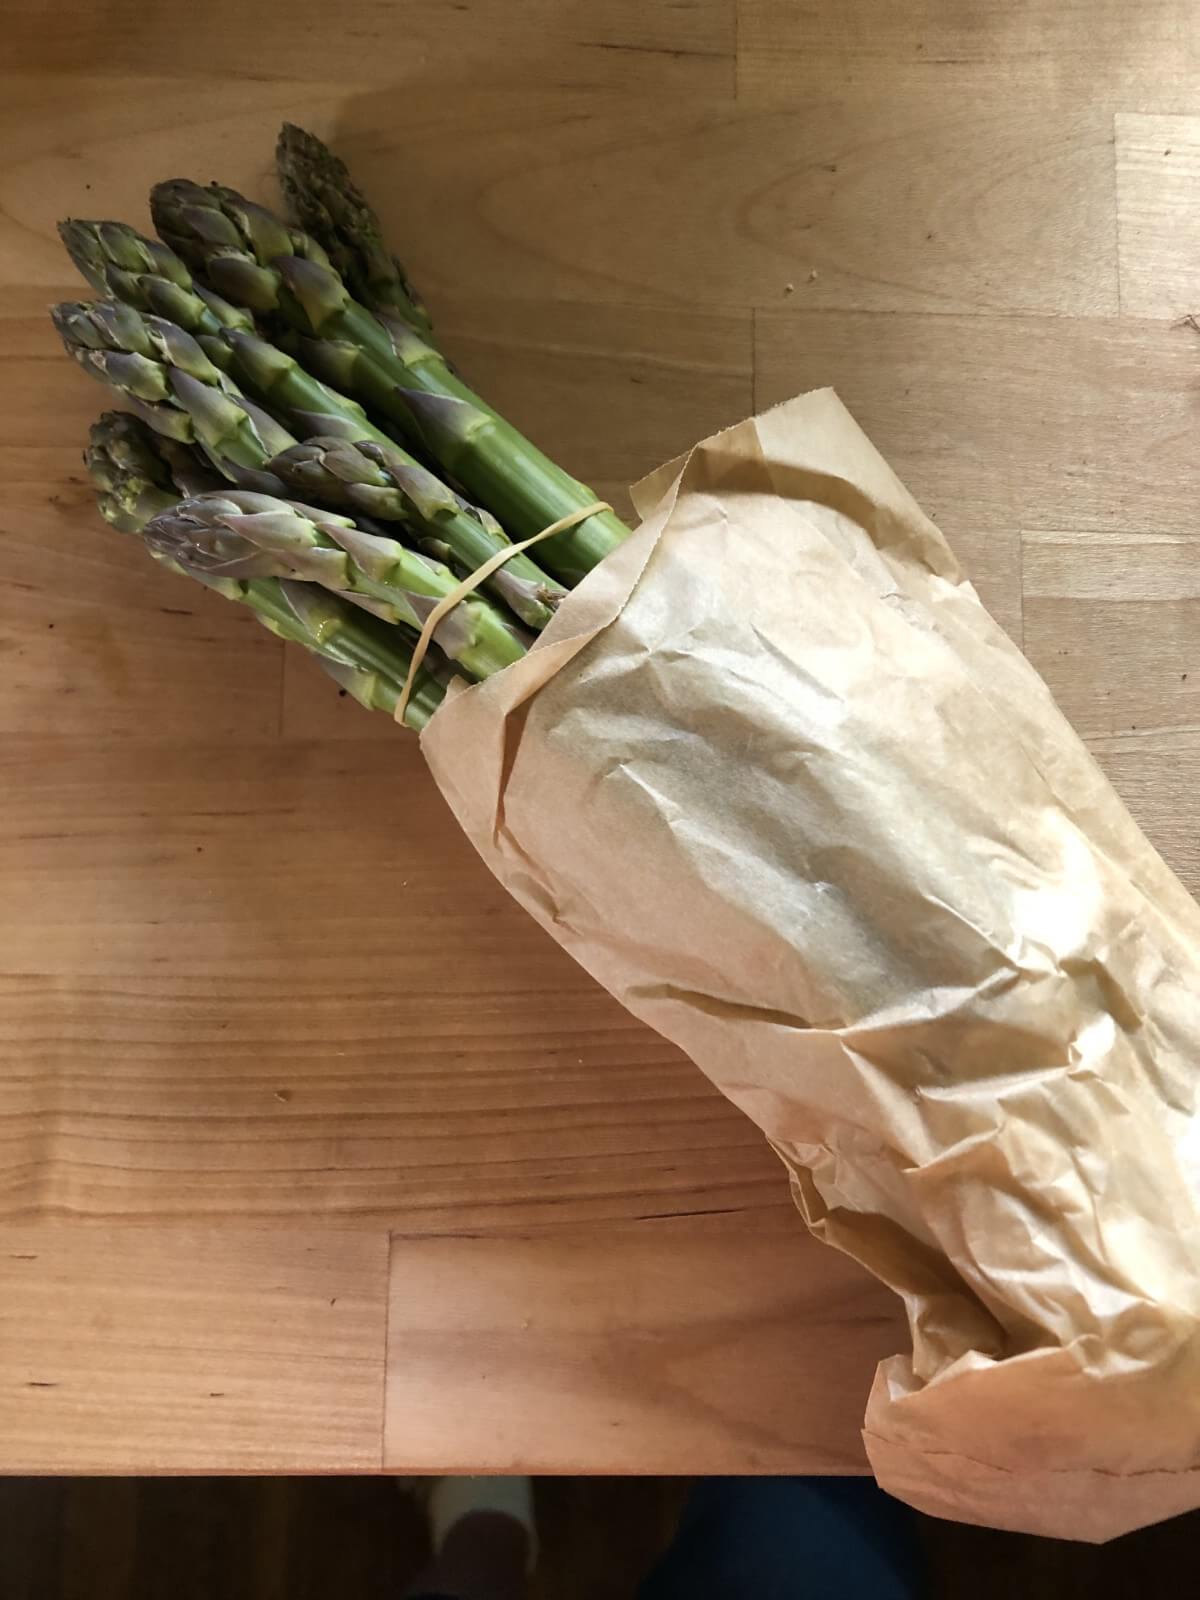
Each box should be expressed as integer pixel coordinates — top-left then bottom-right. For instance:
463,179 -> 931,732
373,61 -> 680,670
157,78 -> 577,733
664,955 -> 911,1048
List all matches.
3,1 -> 735,94
1023,528 -> 1200,892
0,510 -> 282,742
317,92 -> 1118,318
0,76 -> 1117,319
0,734 -> 782,1226
0,1228 -> 389,1471
738,0 -> 1200,111
755,312 -> 1200,645
1116,112 -> 1200,317
383,1222 -> 904,1474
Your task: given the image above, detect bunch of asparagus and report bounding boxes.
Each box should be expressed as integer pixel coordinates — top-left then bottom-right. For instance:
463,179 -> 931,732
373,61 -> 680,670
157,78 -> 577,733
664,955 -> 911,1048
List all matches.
54,124 -> 632,728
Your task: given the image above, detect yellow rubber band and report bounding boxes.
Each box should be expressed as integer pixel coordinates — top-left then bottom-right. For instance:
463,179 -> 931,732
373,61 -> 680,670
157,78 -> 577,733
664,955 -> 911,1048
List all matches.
395,500 -> 612,725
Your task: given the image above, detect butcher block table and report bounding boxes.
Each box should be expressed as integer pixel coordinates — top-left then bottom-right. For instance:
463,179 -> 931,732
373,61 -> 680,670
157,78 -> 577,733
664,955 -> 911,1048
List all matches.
3,0 -> 1199,1476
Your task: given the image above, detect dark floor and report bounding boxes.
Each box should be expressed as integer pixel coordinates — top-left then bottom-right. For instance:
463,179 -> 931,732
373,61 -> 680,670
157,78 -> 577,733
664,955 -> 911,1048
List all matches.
0,1477 -> 1196,1598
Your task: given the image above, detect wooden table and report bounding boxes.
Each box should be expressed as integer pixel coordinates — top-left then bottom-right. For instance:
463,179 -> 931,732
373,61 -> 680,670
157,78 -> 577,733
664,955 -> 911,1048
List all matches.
2,0 -> 1198,1475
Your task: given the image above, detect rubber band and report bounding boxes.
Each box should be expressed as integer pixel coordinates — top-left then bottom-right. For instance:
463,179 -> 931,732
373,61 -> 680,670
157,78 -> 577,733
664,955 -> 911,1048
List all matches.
394,500 -> 612,725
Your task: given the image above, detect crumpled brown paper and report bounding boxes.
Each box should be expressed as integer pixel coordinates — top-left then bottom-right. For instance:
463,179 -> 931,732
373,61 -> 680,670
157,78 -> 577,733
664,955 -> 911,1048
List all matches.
421,390 -> 1200,1542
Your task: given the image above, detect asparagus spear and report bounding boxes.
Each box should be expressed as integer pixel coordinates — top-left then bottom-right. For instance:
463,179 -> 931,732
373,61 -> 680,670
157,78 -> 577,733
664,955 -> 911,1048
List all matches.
59,219 -> 255,354
268,436 -> 566,630
193,565 -> 448,727
58,220 -> 418,450
52,299 -> 296,491
58,231 -> 565,631
184,335 -> 566,630
218,325 -> 398,447
276,123 -> 430,332
85,411 -> 184,534
87,408 -> 221,500
186,560 -> 447,727
150,178 -> 630,583
82,414 -> 446,727
144,491 -> 527,681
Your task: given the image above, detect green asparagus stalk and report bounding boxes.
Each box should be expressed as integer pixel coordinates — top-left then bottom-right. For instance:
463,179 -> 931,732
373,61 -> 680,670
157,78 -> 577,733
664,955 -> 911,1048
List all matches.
143,491 -> 528,681
213,572 -> 449,727
82,415 -> 446,727
150,178 -> 631,583
276,123 -> 430,332
218,325 -> 398,447
267,436 -> 566,630
86,401 -> 524,688
205,566 -> 448,727
57,229 -> 566,631
53,299 -> 296,491
212,339 -> 567,631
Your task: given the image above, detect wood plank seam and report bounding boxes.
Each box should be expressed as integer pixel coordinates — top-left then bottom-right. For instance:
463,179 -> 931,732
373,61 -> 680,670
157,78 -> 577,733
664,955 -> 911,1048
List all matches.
1113,111 -> 1126,316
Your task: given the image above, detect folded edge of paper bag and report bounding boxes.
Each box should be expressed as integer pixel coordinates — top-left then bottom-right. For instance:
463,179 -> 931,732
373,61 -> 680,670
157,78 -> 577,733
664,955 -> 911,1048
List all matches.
866,1394 -> 1200,1543
420,390 -> 1200,1542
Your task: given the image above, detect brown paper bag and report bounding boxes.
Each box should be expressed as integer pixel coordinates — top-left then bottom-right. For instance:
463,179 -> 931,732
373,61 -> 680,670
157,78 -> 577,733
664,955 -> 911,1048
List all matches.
421,390 -> 1200,1542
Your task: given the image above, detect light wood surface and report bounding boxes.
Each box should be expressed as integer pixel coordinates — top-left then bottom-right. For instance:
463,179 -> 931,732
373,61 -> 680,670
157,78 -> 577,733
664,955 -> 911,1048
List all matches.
2,0 -> 1198,1472
383,1224 -> 903,1475
0,1230 -> 389,1472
